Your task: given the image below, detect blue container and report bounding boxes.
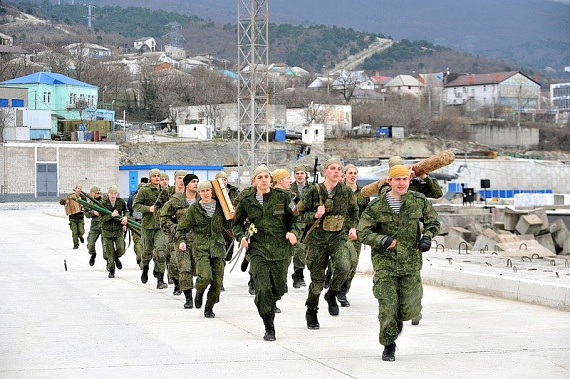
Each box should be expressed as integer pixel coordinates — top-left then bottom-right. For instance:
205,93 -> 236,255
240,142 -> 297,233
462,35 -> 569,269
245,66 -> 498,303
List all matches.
376,127 -> 391,138
84,131 -> 93,141
274,129 -> 286,141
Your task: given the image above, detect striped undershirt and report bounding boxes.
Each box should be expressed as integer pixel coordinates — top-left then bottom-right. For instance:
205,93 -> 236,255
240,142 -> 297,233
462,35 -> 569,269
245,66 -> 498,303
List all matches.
200,201 -> 216,218
386,192 -> 402,214
256,194 -> 264,206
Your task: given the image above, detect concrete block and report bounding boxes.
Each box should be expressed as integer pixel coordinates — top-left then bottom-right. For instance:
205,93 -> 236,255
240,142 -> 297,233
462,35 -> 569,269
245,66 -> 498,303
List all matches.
496,233 -> 519,243
484,228 -> 498,240
515,214 -> 543,235
494,239 -> 557,258
518,234 -> 535,241
472,235 -> 497,253
562,237 -> 570,256
550,219 -> 570,248
444,234 -> 473,252
448,227 -> 473,242
535,233 -> 556,253
529,209 -> 549,232
503,208 -> 525,231
492,221 -> 505,232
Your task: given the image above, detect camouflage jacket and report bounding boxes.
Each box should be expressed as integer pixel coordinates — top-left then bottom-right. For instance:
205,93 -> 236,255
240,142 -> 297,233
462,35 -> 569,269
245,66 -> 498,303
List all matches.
290,181 -> 314,203
98,197 -> 128,233
159,191 -> 187,236
296,182 -> 359,232
232,188 -> 301,261
175,199 -> 228,259
358,190 -> 440,274
84,195 -> 104,224
132,183 -> 161,229
226,184 -> 240,205
156,185 -> 175,210
353,184 -> 370,217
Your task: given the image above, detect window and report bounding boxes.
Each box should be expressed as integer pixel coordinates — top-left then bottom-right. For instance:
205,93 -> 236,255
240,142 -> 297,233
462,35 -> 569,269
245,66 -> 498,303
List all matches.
12,99 -> 24,107
87,95 -> 94,106
43,92 -> 51,104
0,98 -> 8,107
483,85 -> 487,92
70,93 -> 77,105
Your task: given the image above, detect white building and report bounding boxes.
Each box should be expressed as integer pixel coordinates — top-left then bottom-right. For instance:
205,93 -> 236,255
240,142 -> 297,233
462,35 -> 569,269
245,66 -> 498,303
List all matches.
550,82 -> 570,109
134,37 -> 156,52
287,103 -> 352,137
302,124 -> 325,145
444,71 -> 541,111
178,124 -> 212,140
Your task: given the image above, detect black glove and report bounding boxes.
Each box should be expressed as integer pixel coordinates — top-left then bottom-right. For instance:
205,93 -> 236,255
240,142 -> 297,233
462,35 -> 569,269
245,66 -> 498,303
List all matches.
380,236 -> 394,249
240,257 -> 249,272
418,235 -> 432,252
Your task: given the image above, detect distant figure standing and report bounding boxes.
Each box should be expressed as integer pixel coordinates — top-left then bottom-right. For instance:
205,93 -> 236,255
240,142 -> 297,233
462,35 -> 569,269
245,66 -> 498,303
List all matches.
59,184 -> 86,249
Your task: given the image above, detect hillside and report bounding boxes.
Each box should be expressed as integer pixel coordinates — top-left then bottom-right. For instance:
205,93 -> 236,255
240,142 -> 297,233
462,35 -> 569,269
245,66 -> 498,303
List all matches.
3,1 -> 560,81
19,0 -> 568,72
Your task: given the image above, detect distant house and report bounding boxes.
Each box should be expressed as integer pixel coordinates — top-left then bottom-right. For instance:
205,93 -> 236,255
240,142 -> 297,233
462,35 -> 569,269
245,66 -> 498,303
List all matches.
142,52 -> 178,68
444,71 -> 541,111
65,43 -> 112,59
134,37 -> 156,52
0,32 -> 13,46
370,74 -> 392,92
179,58 -> 208,73
385,75 -> 422,97
164,45 -> 186,60
0,72 -> 99,130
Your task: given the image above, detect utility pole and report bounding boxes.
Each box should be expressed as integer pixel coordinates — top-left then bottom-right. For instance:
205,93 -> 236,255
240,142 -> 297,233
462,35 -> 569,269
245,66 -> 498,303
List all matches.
237,0 -> 269,183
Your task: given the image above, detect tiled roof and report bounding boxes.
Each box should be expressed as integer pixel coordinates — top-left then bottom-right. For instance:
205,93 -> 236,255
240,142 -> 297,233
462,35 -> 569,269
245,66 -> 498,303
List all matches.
445,71 -> 519,87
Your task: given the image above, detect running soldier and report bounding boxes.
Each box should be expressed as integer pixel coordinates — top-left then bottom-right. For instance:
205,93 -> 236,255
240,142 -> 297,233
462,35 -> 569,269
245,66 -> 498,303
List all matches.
290,164 -> 313,288
59,184 -> 86,249
98,185 -> 128,279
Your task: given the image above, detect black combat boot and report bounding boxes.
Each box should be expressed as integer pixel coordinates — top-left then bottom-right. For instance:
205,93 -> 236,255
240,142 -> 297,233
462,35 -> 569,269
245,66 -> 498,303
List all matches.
411,313 -> 422,325
89,253 -> 96,267
183,289 -> 193,309
194,291 -> 204,308
292,271 -> 301,288
324,289 -> 340,316
297,269 -> 306,287
397,320 -> 404,336
108,269 -> 115,278
157,272 -> 168,289
272,302 -> 281,313
306,306 -> 320,329
336,291 -> 350,307
247,274 -> 255,295
141,265 -> 149,284
382,342 -> 396,361
204,307 -> 215,318
115,256 -> 122,270
79,236 -> 84,243
172,279 -> 182,296
262,313 -> 276,341
240,257 -> 249,272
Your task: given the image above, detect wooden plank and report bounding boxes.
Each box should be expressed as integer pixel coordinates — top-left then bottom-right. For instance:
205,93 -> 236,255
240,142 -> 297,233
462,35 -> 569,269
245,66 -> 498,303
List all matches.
212,178 -> 234,220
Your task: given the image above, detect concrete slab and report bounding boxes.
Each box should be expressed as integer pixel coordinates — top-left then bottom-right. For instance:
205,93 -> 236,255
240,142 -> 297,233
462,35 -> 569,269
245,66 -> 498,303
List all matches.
0,204 -> 569,378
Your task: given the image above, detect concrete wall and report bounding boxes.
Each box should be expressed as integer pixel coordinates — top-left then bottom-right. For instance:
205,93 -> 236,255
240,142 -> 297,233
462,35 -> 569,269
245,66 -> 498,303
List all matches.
468,124 -> 539,148
0,141 -> 119,201
447,158 -> 570,194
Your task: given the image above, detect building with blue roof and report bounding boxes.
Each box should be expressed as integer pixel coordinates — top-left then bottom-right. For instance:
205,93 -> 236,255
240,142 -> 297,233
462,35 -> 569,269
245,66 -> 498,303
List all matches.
0,71 -> 114,138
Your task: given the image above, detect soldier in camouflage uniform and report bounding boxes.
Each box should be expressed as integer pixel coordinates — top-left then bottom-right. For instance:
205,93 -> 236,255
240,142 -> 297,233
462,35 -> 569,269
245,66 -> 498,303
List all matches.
159,170 -> 187,296
172,173 -> 200,308
127,179 -> 147,267
233,165 -> 300,341
296,158 -> 359,329
98,186 -> 129,279
336,164 -> 370,307
133,169 -> 167,289
378,156 -> 443,326
59,184 -> 86,249
177,180 -> 231,318
234,182 -> 257,295
85,185 -> 105,267
214,171 -> 240,262
289,164 -> 313,288
358,164 -> 440,361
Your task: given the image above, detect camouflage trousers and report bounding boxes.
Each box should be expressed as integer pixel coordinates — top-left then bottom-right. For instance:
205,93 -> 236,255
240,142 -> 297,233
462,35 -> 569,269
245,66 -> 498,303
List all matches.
87,221 -> 105,259
250,255 -> 289,316
102,229 -> 125,273
177,245 -> 196,291
305,230 -> 350,308
69,219 -> 85,247
373,270 -> 423,346
132,229 -> 143,265
291,240 -> 307,271
141,228 -> 165,273
195,254 -> 225,309
340,239 -> 360,293
164,239 -> 179,280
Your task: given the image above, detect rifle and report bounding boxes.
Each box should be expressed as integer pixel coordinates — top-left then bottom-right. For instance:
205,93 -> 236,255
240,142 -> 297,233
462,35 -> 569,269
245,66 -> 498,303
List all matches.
312,156 -> 319,185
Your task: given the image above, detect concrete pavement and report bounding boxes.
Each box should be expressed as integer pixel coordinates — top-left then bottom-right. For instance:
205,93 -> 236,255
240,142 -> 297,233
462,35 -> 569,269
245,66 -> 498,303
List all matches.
0,204 -> 569,378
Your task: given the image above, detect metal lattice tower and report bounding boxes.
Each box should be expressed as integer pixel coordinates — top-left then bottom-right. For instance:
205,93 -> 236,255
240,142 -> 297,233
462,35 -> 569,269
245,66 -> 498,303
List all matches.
237,0 -> 269,182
